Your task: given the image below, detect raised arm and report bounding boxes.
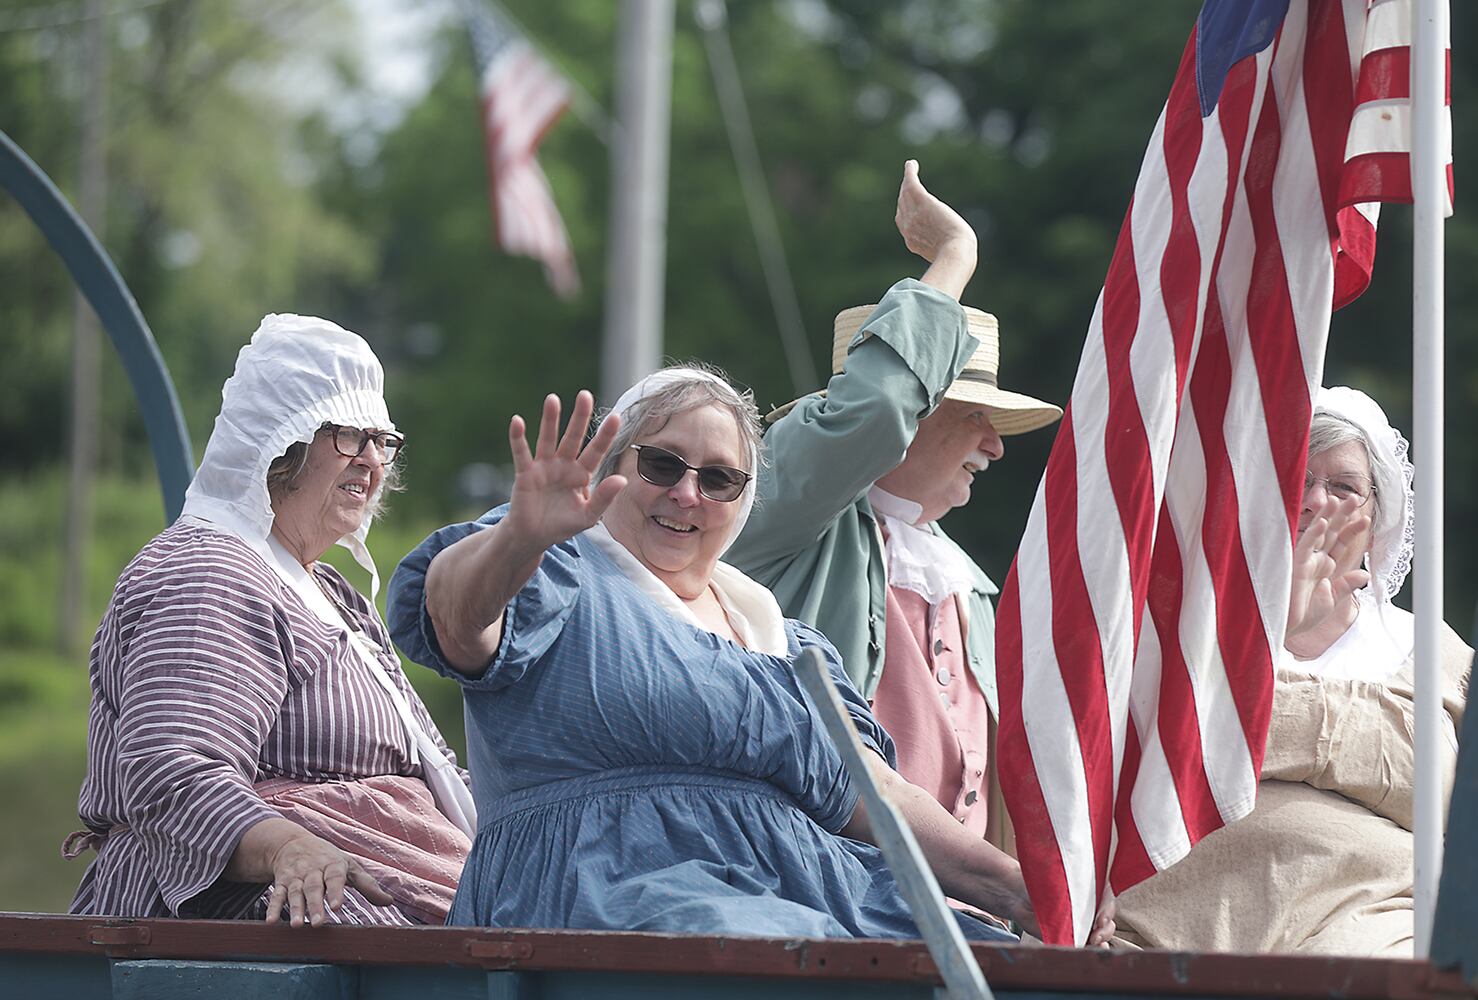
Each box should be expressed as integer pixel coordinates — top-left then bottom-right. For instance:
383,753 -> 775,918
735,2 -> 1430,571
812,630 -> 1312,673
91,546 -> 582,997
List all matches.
732,163 -> 982,566
897,158 -> 977,299
419,391 -> 626,676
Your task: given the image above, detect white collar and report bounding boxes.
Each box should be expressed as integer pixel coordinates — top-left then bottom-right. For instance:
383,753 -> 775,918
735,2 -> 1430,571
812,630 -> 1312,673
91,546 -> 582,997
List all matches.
868,485 -> 926,525
867,486 -> 978,608
583,522 -> 789,656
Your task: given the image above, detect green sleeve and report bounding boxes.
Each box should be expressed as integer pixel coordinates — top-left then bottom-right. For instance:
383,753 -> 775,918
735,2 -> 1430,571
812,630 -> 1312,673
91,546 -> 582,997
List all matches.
732,278 -> 977,568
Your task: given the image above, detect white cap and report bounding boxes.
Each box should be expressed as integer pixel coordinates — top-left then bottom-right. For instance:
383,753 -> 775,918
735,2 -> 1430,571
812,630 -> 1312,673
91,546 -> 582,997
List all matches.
181,313 -> 395,594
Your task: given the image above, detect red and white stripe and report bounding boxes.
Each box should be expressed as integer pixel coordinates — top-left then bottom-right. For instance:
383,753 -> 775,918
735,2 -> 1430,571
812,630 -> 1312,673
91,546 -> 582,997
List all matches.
479,41 -> 580,298
995,0 -> 1451,946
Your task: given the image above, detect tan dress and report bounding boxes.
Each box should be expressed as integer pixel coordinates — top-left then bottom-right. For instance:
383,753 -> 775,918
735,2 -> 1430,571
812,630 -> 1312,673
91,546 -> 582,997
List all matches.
1114,623 -> 1471,956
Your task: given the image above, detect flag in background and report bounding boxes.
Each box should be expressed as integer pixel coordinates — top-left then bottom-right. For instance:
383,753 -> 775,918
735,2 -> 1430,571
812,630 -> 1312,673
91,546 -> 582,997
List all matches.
995,0 -> 1452,946
461,0 -> 580,298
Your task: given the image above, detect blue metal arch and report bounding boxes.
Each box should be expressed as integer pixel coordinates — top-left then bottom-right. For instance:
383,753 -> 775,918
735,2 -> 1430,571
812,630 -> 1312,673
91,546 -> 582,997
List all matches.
0,128 -> 193,522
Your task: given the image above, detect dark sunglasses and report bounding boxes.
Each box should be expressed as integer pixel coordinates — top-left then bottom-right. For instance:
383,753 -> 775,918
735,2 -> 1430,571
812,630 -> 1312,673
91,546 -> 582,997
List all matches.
630,444 -> 751,503
321,423 -> 405,464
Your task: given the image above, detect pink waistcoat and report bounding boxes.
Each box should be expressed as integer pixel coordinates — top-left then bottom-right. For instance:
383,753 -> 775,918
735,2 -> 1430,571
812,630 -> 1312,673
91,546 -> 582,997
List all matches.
870,584 -> 992,837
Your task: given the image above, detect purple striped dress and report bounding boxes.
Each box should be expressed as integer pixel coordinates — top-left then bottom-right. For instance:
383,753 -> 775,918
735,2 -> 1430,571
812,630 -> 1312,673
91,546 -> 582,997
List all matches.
68,520 -> 467,924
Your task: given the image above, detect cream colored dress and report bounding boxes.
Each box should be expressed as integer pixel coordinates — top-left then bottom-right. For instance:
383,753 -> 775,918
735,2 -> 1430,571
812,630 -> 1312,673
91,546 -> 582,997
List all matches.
1114,616 -> 1471,957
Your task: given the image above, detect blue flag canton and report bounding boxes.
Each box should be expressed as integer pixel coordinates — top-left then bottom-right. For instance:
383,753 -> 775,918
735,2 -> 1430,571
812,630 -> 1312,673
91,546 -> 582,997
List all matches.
1195,0 -> 1290,117
462,0 -> 514,74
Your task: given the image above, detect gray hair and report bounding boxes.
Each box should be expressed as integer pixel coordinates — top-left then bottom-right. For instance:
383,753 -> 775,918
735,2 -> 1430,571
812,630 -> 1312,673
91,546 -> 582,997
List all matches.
594,362 -> 764,484
266,433 -> 403,525
1307,409 -> 1380,522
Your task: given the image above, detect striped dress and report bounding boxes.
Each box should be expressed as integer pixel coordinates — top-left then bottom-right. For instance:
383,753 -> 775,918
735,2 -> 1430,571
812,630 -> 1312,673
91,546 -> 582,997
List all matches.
69,520 -> 466,923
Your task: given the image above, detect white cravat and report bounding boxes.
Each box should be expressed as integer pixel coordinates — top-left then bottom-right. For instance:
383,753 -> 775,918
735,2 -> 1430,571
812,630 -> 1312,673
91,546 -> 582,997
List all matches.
868,486 -> 978,608
584,522 -> 789,656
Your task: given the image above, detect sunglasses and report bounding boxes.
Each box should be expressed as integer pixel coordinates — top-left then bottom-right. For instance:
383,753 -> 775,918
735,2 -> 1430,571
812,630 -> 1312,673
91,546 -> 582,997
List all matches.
629,444 -> 752,503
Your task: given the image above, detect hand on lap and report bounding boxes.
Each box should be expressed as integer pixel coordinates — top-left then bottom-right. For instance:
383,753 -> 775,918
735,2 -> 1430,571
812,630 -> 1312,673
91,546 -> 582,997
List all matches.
265,831 -> 392,927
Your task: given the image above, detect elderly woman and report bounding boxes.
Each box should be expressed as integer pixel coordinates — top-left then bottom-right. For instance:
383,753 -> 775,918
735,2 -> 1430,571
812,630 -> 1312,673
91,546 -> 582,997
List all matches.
387,367 -> 1101,942
66,315 -> 473,927
1114,386 -> 1472,956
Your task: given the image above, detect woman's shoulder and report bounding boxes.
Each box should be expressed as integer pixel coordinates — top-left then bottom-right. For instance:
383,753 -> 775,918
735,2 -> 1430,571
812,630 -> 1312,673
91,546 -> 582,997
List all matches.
117,521 -> 283,605
784,617 -> 842,661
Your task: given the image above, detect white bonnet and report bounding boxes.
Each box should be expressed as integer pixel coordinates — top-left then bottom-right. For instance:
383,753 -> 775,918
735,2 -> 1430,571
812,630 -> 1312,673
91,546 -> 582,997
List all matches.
600,366 -> 759,555
1311,386 -> 1414,604
181,314 -> 395,593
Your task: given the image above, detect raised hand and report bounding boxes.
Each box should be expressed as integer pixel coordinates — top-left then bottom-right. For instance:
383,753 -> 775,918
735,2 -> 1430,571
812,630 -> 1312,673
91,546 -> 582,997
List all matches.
894,158 -> 976,264
503,391 -> 628,551
1286,495 -> 1371,638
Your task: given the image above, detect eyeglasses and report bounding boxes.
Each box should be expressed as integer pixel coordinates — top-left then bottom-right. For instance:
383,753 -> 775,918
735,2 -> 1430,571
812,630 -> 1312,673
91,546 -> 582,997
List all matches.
1304,470 -> 1375,507
321,423 -> 405,465
630,444 -> 751,503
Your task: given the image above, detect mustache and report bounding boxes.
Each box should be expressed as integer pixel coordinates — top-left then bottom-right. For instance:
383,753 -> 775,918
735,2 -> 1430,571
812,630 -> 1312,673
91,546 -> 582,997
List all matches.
965,450 -> 992,474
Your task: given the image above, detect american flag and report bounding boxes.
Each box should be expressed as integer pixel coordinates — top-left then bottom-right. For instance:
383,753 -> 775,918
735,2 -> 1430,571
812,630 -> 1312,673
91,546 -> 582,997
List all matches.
994,0 -> 1452,946
462,0 -> 580,298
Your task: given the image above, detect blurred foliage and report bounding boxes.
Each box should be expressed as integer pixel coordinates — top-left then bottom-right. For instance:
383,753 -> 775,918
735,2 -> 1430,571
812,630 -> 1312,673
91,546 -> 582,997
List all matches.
2,0 -> 1477,909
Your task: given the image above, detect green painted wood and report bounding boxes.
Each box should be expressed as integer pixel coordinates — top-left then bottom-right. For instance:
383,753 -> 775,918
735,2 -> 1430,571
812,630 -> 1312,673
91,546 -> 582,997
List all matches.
355,965 -> 490,1000
0,952 -> 112,1000
508,972 -> 937,999
0,950 -> 1466,1000
111,960 -> 354,1000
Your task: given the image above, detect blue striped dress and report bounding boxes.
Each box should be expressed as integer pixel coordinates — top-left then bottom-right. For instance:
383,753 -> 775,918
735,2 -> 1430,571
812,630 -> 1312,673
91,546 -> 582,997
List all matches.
389,506 -> 1014,941
71,520 -> 465,923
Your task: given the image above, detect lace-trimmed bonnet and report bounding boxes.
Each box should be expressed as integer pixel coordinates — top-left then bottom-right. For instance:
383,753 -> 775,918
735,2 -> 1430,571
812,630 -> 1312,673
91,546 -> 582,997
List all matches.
181,314 -> 396,594
1312,386 -> 1414,604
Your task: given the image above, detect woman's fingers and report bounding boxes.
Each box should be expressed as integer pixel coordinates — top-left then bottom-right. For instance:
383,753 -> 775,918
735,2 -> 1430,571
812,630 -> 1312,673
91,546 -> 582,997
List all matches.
508,414 -> 532,472
323,862 -> 348,912
556,390 -> 594,459
1325,508 -> 1370,567
348,863 -> 395,905
580,407 -> 623,473
1339,568 -> 1371,596
264,881 -> 288,924
534,393 -> 561,458
1294,516 -> 1330,570
303,869 -> 327,927
287,877 -> 307,928
586,474 -> 628,520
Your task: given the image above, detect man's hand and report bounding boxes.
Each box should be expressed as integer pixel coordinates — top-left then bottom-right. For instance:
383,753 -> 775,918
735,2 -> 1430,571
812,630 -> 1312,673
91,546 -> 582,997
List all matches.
895,159 -> 976,264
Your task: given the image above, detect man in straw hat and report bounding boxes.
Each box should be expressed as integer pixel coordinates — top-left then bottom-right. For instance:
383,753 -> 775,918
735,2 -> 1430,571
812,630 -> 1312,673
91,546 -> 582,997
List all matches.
728,160 -> 1062,858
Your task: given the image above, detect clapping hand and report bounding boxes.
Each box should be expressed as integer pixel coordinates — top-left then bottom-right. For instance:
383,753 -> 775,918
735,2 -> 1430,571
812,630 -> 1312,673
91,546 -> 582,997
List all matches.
1287,495 -> 1370,638
504,391 -> 627,551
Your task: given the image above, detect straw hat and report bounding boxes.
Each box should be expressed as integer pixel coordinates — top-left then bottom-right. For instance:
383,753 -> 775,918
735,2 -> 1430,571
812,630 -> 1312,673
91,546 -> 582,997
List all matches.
767,303 -> 1063,435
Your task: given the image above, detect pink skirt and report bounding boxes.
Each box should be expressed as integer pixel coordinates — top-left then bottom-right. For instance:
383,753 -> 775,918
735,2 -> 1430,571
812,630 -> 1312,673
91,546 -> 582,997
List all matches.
255,774 -> 471,924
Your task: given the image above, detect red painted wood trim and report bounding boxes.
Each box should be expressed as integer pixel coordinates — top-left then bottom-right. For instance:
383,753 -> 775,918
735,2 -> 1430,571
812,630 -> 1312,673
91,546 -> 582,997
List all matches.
0,912 -> 1470,999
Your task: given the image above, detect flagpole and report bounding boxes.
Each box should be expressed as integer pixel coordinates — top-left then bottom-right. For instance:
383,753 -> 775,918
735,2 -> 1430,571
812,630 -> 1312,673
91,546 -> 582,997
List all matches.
601,0 -> 674,405
1410,0 -> 1447,959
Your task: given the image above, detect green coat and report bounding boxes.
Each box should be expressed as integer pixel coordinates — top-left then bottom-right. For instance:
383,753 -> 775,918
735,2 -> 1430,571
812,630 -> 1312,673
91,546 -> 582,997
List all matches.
728,278 -> 1001,711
